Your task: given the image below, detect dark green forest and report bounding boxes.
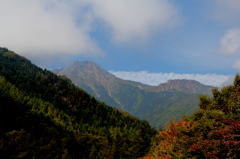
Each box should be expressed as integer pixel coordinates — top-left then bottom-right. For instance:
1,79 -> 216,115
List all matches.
0,47 -> 156,158
2,47 -> 240,158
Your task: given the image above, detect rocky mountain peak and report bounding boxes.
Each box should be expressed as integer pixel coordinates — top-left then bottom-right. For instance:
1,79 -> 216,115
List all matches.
52,61 -> 213,128
53,61 -> 116,83
72,61 -> 99,71
158,79 -> 212,94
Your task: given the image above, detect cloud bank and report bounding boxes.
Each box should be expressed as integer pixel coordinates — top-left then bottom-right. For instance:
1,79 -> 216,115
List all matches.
0,1 -> 102,58
0,0 -> 180,65
109,71 -> 231,87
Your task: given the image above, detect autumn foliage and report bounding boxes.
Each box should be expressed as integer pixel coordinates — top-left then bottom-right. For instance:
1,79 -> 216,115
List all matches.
145,75 -> 240,158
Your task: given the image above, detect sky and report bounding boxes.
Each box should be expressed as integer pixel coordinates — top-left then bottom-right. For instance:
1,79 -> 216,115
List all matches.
1,0 -> 240,86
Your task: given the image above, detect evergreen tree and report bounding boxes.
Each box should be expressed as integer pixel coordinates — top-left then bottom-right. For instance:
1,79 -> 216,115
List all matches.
0,47 -> 156,158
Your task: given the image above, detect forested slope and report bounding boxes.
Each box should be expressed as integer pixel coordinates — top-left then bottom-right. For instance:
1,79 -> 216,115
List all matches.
144,75 -> 240,158
0,47 -> 156,158
53,61 -> 212,129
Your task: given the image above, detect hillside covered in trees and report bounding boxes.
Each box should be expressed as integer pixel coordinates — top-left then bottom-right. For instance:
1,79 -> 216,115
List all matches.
0,47 -> 156,158
1,47 -> 239,158
53,61 -> 213,129
144,75 -> 240,158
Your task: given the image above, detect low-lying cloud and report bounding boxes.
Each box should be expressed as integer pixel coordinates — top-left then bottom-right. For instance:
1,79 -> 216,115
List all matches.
109,71 -> 231,87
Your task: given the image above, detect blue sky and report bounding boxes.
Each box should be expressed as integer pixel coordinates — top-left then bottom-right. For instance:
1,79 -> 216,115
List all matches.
1,0 -> 240,86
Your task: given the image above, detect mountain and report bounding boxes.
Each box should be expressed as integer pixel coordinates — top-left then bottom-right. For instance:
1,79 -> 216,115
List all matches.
145,75 -> 240,158
53,61 -> 213,129
0,47 -> 156,158
156,79 -> 213,94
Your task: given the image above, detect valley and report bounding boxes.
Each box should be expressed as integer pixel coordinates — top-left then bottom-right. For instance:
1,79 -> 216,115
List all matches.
1,47 -> 239,158
53,61 -> 213,129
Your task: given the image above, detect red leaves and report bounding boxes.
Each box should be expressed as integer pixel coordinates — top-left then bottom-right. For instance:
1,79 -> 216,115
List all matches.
189,118 -> 240,158
146,75 -> 240,158
148,118 -> 240,158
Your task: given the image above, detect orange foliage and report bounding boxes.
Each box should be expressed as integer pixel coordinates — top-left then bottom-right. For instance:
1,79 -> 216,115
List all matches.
139,156 -> 171,159
145,119 -> 195,158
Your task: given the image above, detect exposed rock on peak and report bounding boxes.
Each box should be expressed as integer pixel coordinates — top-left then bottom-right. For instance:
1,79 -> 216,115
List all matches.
52,61 -> 213,128
157,79 -> 212,94
54,61 -> 116,83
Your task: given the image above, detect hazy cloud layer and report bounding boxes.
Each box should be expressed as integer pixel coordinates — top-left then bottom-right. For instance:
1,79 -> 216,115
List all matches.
109,71 -> 231,87
233,60 -> 240,70
0,0 -> 180,65
212,0 -> 240,23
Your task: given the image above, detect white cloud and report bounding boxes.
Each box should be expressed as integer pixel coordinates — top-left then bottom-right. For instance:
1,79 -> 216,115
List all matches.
0,0 -> 180,64
86,0 -> 180,44
0,0 -> 103,62
220,29 -> 240,55
219,28 -> 240,70
109,71 -> 230,87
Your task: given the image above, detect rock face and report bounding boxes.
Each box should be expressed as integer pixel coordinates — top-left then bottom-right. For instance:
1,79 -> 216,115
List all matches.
157,79 -> 213,94
53,61 -> 213,128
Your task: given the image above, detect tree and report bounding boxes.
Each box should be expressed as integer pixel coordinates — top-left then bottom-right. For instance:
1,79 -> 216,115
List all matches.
146,74 -> 240,158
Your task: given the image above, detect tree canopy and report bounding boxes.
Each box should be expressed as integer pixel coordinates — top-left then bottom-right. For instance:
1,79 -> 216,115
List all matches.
145,74 -> 240,158
0,47 -> 156,158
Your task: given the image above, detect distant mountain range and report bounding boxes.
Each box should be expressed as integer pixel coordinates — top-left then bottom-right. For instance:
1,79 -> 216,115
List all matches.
53,61 -> 213,129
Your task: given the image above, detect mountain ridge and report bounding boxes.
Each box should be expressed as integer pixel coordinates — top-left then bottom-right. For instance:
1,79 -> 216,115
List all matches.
53,61 -> 213,128
53,61 -> 213,93
156,79 -> 213,94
